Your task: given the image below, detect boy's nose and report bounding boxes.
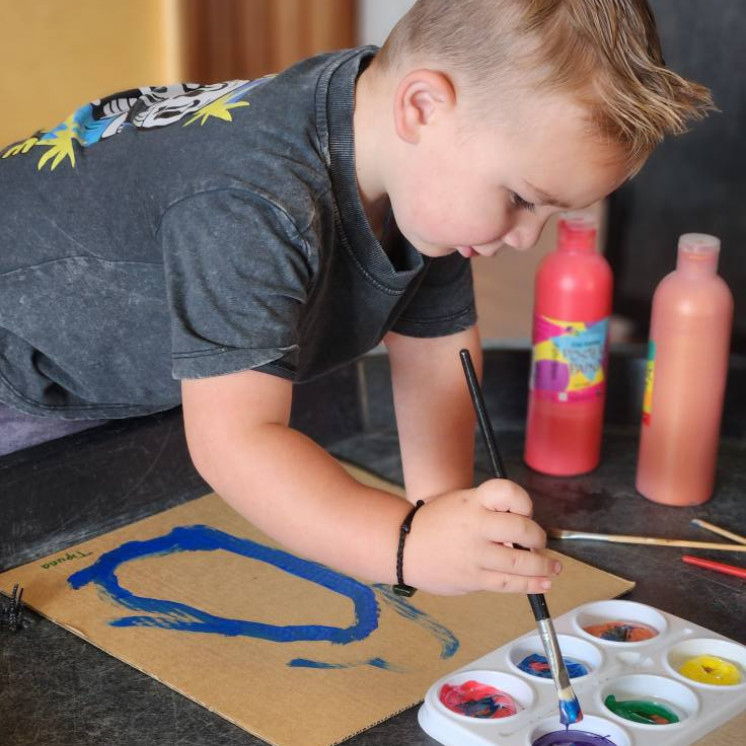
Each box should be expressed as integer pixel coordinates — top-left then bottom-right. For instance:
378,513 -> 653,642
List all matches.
502,216 -> 547,252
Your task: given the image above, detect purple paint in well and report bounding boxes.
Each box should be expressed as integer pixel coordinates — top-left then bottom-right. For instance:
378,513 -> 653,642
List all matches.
532,730 -> 620,746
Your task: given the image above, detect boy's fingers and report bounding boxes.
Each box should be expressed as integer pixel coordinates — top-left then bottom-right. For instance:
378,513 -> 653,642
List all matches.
479,543 -> 559,578
478,569 -> 556,595
477,479 -> 533,516
483,511 -> 547,549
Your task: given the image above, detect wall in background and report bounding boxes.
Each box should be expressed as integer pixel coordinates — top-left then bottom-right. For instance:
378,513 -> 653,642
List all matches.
357,0 -> 415,45
183,0 -> 356,82
0,0 -> 182,146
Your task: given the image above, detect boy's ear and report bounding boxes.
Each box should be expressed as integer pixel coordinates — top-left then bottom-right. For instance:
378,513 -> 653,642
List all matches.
393,70 -> 457,144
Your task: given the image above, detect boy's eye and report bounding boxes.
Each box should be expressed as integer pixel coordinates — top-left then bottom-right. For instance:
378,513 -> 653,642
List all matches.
510,192 -> 536,212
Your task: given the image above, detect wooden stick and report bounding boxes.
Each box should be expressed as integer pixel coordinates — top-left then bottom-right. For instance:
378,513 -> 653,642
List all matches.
549,528 -> 746,552
691,518 -> 746,546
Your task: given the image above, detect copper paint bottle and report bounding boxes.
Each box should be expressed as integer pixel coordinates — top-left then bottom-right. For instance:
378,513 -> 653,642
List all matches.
636,234 -> 733,506
524,212 -> 613,476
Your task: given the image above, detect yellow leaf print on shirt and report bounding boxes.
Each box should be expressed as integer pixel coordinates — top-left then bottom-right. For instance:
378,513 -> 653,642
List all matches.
183,94 -> 250,127
34,115 -> 84,170
1,135 -> 41,158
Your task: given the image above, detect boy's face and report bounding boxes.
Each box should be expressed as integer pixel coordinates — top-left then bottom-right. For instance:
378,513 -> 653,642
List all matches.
386,90 -> 629,258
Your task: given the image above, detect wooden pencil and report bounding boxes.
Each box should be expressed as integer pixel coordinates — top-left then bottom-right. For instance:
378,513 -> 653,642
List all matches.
549,528 -> 746,552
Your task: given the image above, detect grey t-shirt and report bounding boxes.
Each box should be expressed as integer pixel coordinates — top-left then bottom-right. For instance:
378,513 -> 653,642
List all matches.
0,47 -> 476,420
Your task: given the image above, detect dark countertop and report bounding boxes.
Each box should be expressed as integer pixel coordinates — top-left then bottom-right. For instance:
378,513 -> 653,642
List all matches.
1,345 -> 744,746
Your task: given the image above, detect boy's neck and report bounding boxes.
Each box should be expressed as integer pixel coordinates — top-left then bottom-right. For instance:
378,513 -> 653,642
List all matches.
353,61 -> 391,240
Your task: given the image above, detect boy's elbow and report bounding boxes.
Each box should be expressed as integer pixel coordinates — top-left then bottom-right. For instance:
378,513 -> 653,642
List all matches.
184,421 -> 223,488
182,406 -> 241,489
182,410 -> 285,494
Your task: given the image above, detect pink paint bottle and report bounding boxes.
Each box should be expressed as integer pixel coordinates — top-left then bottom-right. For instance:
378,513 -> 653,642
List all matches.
524,212 -> 613,476
636,234 -> 733,506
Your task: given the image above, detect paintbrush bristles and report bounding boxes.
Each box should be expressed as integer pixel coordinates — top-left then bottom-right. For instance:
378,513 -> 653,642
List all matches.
549,528 -> 746,552
558,686 -> 583,726
537,617 -> 583,724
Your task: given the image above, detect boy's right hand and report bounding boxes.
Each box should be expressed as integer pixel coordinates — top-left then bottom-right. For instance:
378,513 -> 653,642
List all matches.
402,478 -> 560,596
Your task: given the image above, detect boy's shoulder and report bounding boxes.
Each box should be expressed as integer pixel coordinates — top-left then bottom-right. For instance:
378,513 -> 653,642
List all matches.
165,46 -> 378,224
0,47 -> 373,190
0,47 -> 376,244
160,46 -> 378,234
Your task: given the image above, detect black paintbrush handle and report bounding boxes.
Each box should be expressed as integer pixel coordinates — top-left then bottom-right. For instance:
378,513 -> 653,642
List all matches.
459,349 -> 550,620
460,351 -> 506,479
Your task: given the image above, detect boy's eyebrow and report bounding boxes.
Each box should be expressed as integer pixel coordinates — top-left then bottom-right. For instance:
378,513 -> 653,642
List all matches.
524,181 -> 571,209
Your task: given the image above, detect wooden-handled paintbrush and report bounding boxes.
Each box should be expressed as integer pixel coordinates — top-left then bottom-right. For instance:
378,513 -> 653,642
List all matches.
460,349 -> 582,726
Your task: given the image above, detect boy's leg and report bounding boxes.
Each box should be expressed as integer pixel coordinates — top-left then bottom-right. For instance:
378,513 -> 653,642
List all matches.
0,402 -> 110,456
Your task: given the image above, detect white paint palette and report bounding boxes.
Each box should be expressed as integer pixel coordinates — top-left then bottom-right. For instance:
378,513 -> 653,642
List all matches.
418,600 -> 746,746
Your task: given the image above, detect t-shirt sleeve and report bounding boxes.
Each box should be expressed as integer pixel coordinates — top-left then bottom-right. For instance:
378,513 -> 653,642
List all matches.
157,189 -> 313,380
390,252 -> 477,338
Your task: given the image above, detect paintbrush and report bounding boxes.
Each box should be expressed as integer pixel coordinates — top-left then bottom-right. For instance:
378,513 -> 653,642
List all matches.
549,528 -> 746,552
459,349 -> 582,727
691,518 -> 746,546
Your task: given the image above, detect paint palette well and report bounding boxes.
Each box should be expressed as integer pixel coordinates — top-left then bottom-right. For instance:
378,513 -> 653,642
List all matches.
418,600 -> 746,746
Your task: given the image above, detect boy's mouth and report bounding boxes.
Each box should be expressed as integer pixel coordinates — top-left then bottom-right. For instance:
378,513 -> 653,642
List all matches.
455,246 -> 477,258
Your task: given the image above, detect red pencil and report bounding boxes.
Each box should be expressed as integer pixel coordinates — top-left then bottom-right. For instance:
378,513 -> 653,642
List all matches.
682,555 -> 746,580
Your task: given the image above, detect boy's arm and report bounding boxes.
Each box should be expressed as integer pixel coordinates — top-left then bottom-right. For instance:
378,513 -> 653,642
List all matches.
384,325 -> 482,500
182,365 -> 558,595
182,370 -> 412,583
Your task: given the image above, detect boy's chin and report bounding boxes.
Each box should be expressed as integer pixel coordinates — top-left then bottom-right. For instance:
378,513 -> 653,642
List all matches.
408,241 -> 467,260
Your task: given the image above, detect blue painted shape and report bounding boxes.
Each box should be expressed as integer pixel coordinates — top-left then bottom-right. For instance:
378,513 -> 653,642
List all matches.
68,524 -> 379,645
374,583 -> 459,658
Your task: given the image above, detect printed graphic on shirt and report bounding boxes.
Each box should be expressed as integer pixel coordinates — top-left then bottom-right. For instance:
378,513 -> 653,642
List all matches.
1,78 -> 271,171
530,314 -> 609,403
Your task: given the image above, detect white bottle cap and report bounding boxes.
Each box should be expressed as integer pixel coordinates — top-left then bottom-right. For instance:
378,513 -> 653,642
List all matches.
677,233 -> 721,275
679,233 -> 721,255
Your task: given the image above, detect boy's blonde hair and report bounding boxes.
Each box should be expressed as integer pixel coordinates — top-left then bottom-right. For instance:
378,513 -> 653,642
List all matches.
376,0 -> 713,171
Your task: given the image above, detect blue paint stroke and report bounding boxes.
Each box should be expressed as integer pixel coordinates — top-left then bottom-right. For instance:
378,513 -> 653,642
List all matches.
68,524 -> 378,645
289,656 -> 401,671
374,583 -> 459,659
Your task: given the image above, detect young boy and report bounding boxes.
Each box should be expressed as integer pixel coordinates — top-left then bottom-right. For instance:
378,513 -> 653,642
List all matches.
0,0 -> 711,595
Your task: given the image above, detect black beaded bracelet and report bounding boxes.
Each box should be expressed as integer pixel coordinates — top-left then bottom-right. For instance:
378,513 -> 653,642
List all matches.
393,499 -> 425,597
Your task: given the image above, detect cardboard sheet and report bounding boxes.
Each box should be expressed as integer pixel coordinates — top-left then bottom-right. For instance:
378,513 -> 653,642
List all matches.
0,463 -> 638,746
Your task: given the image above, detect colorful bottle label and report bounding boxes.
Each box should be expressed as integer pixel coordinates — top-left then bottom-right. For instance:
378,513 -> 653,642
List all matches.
642,340 -> 655,425
530,314 -> 609,403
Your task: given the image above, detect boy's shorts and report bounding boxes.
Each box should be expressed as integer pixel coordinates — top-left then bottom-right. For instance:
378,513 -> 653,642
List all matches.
0,402 -> 109,456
